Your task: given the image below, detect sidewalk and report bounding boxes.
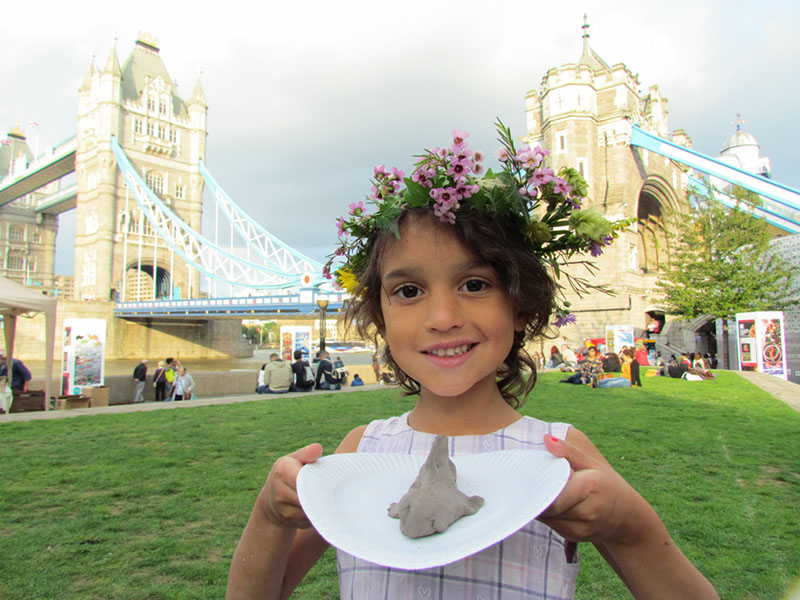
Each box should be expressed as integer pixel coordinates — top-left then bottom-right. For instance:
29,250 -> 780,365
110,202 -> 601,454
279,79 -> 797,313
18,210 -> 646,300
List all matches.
2,372 -> 797,424
735,370 -> 800,412
0,383 -> 389,423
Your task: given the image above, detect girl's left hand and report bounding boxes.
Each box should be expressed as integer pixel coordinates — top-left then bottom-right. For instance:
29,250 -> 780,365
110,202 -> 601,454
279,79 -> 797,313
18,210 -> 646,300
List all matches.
539,433 -> 640,546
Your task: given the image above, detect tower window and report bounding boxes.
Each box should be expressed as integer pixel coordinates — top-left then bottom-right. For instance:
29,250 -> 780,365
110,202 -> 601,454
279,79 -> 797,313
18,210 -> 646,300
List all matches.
148,96 -> 155,111
170,129 -> 177,143
33,230 -> 41,243
175,184 -> 185,200
577,158 -> 587,177
9,225 -> 24,242
134,119 -> 142,135
159,100 -> 167,115
146,172 -> 164,195
557,133 -> 567,153
8,255 -> 25,270
147,122 -> 154,136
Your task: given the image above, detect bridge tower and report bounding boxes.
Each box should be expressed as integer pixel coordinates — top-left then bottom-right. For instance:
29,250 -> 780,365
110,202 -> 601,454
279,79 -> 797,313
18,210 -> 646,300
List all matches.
74,33 -> 207,301
524,17 -> 690,340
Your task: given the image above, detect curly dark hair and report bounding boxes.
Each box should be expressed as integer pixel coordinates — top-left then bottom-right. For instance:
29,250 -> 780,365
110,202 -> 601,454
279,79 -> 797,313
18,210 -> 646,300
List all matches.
343,207 -> 555,408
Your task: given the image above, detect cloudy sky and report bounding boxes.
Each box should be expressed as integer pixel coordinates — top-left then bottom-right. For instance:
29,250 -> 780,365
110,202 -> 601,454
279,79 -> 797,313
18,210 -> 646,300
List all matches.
3,0 -> 798,276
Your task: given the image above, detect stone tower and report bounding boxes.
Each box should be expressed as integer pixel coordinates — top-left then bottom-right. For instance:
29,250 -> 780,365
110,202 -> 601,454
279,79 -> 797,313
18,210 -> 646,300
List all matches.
74,33 -> 207,301
0,126 -> 59,289
523,17 -> 691,341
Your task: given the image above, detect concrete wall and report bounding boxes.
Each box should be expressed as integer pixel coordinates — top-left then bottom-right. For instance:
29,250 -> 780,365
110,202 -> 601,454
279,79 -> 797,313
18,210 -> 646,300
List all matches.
4,300 -> 253,361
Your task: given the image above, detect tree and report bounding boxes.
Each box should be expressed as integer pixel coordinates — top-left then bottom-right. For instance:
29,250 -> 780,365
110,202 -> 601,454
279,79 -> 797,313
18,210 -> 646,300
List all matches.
657,180 -> 799,320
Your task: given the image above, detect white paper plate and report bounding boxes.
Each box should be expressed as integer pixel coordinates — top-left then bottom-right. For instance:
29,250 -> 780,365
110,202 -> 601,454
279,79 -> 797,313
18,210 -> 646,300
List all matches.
297,449 -> 570,570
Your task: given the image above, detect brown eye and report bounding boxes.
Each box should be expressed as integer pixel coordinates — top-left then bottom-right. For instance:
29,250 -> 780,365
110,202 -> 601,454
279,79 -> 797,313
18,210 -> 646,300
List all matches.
462,279 -> 488,293
396,284 -> 420,299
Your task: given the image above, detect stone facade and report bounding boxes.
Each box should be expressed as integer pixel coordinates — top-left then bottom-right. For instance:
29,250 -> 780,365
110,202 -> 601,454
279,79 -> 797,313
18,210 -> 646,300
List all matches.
0,128 -> 59,289
74,33 -> 207,301
523,27 -> 691,344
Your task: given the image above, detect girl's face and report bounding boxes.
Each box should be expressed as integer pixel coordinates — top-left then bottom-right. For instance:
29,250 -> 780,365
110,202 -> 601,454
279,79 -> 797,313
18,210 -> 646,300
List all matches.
378,217 -> 521,400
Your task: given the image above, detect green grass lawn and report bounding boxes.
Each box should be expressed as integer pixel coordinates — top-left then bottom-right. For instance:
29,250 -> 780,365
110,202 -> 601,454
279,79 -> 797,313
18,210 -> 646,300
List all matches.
1,372 -> 798,599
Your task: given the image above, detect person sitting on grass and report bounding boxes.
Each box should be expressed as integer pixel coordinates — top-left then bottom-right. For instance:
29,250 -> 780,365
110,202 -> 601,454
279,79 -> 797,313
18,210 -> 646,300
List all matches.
350,373 -> 364,387
560,345 -> 604,385
290,350 -> 315,392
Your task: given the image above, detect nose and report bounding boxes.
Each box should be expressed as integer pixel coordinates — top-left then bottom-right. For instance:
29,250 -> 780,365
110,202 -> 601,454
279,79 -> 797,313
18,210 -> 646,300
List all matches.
424,288 -> 464,332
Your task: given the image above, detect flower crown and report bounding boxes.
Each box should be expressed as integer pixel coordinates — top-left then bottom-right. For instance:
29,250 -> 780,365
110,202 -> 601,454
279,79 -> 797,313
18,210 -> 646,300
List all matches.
325,120 -> 631,327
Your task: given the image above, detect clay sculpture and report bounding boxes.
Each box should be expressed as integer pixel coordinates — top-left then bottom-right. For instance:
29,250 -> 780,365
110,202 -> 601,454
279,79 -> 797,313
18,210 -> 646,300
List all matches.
388,433 -> 484,538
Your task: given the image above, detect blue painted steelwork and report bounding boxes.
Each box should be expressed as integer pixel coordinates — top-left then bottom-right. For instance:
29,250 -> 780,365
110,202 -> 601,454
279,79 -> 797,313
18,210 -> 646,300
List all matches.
630,125 -> 800,231
111,136 -> 312,290
115,293 -> 347,317
689,176 -> 800,234
199,160 -> 323,274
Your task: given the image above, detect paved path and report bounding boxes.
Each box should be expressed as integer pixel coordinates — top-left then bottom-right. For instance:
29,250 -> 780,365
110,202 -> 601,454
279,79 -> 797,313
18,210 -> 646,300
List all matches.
2,372 -> 798,424
0,384 -> 389,423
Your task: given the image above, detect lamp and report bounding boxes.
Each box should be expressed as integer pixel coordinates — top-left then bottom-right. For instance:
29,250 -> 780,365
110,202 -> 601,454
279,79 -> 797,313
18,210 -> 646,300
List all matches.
316,297 -> 329,354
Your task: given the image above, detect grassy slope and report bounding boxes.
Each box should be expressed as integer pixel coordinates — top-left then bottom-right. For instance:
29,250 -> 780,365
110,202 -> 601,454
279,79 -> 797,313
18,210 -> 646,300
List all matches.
1,372 -> 797,599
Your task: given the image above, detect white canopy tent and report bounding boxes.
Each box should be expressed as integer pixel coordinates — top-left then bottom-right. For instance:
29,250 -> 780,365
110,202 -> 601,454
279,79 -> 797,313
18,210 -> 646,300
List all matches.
0,275 -> 56,411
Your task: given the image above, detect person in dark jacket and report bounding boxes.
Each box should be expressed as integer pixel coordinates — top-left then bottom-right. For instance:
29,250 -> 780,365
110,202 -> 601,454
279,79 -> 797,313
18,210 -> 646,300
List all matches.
291,350 -> 315,392
132,359 -> 148,403
0,351 -> 32,391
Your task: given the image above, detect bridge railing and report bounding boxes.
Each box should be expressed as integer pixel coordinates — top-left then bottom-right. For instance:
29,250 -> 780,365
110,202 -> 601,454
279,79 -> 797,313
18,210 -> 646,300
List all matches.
0,136 -> 77,189
115,293 -> 349,317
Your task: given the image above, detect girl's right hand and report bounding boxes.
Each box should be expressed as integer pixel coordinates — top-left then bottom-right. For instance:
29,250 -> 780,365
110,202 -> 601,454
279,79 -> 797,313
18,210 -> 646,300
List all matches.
259,444 -> 323,530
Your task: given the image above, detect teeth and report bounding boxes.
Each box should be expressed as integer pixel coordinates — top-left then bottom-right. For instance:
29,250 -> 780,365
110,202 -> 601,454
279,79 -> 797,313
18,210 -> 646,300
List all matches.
429,344 -> 470,357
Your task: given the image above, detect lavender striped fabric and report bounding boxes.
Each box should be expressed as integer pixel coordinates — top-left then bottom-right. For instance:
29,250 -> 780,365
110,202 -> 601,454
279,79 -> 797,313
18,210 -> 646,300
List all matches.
337,413 -> 579,600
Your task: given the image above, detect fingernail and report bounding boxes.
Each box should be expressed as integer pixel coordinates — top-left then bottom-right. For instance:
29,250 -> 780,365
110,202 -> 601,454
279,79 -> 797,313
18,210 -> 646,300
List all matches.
547,434 -> 560,443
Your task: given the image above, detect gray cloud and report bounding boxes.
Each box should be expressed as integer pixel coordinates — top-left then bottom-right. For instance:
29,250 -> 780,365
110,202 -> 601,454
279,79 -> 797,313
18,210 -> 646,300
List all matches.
2,0 -> 798,276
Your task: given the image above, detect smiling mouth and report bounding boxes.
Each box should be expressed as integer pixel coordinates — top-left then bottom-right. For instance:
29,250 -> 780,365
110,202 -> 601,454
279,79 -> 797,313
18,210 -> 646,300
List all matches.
424,344 -> 475,358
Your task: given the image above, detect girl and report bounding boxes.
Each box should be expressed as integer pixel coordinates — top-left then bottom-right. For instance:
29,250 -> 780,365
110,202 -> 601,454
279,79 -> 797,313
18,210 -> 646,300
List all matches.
226,126 -> 718,600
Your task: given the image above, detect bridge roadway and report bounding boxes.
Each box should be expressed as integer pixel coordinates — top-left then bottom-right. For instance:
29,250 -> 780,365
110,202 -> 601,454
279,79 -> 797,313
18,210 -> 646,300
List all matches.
0,136 -> 77,207
114,293 -> 347,318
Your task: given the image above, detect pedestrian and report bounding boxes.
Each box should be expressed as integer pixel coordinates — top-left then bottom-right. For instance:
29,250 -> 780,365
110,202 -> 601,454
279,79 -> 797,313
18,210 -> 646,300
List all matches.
0,350 -> 32,391
371,353 -> 382,383
350,373 -> 364,387
171,367 -> 195,401
132,359 -> 147,403
153,361 -> 167,401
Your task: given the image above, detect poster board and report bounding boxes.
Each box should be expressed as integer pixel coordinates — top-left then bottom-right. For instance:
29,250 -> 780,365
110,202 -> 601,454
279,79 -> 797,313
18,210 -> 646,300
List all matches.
279,326 -> 312,362
61,319 -> 107,394
604,325 -> 634,355
735,312 -> 788,380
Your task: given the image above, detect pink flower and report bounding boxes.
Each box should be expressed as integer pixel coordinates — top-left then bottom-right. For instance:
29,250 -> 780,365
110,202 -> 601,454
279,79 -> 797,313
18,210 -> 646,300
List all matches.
390,166 -> 405,180
451,129 -> 469,147
436,147 -> 448,159
529,167 -> 555,188
473,150 -> 485,163
447,159 -> 471,178
494,147 -> 510,162
349,201 -> 364,216
336,217 -> 347,237
473,162 -> 484,175
373,165 -> 387,179
553,178 -> 572,197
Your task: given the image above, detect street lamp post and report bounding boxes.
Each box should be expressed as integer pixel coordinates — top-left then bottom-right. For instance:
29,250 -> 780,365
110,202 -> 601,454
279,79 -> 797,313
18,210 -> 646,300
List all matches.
317,297 -> 329,354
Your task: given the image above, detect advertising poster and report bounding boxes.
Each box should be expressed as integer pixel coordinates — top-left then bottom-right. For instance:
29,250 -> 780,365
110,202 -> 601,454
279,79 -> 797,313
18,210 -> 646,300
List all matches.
279,326 -> 312,362
737,318 -> 757,371
604,325 -> 634,355
736,312 -> 788,380
61,319 -> 107,394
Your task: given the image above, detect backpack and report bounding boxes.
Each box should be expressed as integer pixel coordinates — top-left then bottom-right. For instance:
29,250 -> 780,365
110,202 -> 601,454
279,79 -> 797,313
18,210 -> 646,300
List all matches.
304,363 -> 315,382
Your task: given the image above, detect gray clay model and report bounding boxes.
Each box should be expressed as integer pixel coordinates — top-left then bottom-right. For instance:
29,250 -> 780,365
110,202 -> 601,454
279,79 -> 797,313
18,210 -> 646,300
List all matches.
388,433 -> 484,538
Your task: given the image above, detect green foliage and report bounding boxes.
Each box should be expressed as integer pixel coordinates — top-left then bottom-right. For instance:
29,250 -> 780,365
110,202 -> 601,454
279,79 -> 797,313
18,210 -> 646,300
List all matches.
658,180 -> 799,319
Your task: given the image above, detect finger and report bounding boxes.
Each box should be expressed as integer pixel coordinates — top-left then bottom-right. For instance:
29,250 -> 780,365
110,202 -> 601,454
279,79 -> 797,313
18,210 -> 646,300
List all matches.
543,434 -> 599,472
288,443 -> 324,466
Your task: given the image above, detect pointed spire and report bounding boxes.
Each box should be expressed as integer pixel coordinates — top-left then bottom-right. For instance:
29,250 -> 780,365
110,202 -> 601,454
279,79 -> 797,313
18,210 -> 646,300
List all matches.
80,54 -> 97,92
103,36 -> 122,78
576,14 -> 611,72
189,71 -> 207,108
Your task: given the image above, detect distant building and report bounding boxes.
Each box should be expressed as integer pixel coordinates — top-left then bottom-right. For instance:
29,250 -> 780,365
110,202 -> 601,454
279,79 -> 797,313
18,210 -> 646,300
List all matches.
0,126 -> 59,288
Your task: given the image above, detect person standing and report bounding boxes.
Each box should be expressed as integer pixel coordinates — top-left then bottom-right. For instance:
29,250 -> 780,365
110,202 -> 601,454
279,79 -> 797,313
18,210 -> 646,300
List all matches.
171,367 -> 195,401
0,351 -> 32,391
132,359 -> 148,403
371,353 -> 382,384
152,361 -> 167,402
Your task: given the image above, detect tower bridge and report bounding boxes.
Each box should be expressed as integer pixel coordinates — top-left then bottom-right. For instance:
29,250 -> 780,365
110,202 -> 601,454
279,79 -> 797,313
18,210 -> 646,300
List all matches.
2,24 -> 798,361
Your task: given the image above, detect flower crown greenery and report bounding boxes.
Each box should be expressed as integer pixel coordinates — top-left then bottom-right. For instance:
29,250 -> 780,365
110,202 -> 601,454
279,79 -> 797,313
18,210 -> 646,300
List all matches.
324,120 -> 632,327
